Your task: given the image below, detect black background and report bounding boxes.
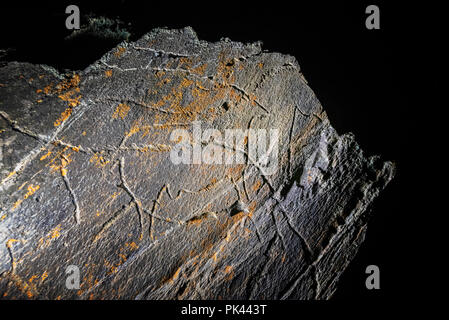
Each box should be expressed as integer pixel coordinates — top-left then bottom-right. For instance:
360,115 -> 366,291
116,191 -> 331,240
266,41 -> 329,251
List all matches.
0,0 -> 423,303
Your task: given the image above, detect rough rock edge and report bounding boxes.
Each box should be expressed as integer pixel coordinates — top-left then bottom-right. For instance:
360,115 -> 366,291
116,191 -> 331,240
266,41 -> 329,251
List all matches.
0,27 -> 395,300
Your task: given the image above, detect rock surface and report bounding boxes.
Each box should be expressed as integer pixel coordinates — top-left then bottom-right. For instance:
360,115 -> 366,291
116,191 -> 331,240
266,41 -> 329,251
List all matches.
0,27 -> 394,299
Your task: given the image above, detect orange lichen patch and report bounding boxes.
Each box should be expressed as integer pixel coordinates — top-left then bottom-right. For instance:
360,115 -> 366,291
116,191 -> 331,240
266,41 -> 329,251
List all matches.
228,88 -> 243,105
54,91 -> 81,126
161,266 -> 182,286
112,103 -> 131,120
180,78 -> 194,88
231,211 -> 247,224
58,87 -> 81,107
137,124 -> 153,138
104,69 -> 113,77
58,155 -> 71,176
212,251 -> 219,262
258,62 -> 264,69
155,70 -> 166,78
196,177 -> 219,193
42,74 -> 80,96
18,182 -> 27,190
248,202 -> 257,216
2,171 -> 16,183
41,271 -> 48,282
170,267 -> 182,283
6,238 -> 19,248
105,253 -> 127,275
252,180 -> 262,192
28,275 -> 38,283
40,150 -> 52,161
38,74 -> 81,126
9,273 -> 38,298
5,239 -> 20,271
190,63 -> 208,76
148,54 -> 241,130
95,210 -> 101,217
226,164 -> 245,179
186,215 -> 205,226
89,152 -> 110,168
54,107 -> 73,127
49,225 -> 61,239
43,84 -> 52,94
156,75 -> 172,88
82,131 -> 87,136
248,93 -> 259,107
12,184 -> 40,211
109,191 -> 120,200
125,242 -> 138,250
46,146 -> 73,176
37,225 -> 62,250
127,122 -> 141,137
114,47 -> 126,57
281,253 -> 287,263
223,265 -> 235,281
0,213 -> 6,221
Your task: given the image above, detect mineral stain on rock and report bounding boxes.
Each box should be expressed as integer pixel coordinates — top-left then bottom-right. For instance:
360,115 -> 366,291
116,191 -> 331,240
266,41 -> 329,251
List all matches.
0,27 -> 394,299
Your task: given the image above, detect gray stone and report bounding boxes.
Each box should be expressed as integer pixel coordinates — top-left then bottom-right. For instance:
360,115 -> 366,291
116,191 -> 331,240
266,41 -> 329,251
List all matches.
0,27 -> 394,299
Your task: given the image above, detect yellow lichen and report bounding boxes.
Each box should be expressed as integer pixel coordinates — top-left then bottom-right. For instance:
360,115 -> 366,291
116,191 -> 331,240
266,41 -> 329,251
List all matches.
50,225 -> 61,239
54,107 -> 73,127
126,242 -> 138,250
38,74 -> 82,127
89,152 -> 110,168
41,271 -> 48,282
112,103 -> 130,120
6,239 -> 19,248
114,47 -> 126,57
12,184 -> 40,211
40,151 -> 52,161
224,265 -> 235,281
47,147 -> 73,175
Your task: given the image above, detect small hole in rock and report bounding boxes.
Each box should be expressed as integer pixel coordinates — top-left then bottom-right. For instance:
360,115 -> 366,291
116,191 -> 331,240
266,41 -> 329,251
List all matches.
222,102 -> 230,111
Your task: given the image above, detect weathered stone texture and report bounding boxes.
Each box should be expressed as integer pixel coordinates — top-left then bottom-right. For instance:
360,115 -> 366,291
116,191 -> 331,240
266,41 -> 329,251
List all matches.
0,27 -> 394,299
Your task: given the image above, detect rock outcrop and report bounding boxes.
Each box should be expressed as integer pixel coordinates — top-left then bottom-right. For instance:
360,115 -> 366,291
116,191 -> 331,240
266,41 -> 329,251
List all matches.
0,27 -> 394,299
